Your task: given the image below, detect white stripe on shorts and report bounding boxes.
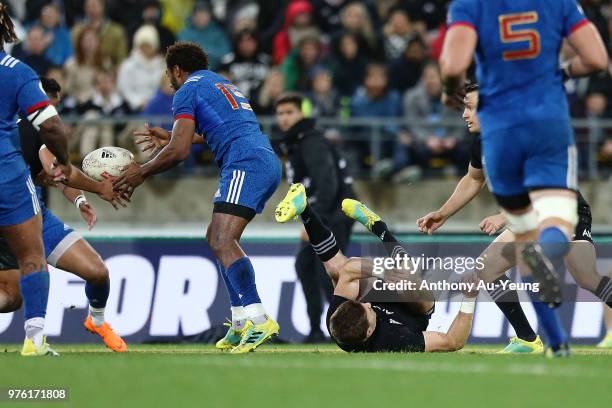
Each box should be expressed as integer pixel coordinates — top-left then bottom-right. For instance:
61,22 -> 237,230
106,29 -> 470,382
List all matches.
26,176 -> 40,214
226,170 -> 238,202
232,171 -> 245,204
566,145 -> 577,190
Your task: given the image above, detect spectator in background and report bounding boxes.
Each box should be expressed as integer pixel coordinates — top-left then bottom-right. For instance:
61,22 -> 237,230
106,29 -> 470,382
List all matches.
350,63 -> 402,170
64,26 -> 110,105
178,1 -> 230,70
253,68 -> 285,115
402,63 -> 468,176
282,35 -> 328,92
130,0 -> 176,55
71,0 -> 128,67
382,7 -> 414,60
78,69 -> 132,157
332,1 -> 382,59
117,25 -> 165,112
37,2 -> 73,66
11,26 -> 53,74
389,35 -> 427,93
305,66 -> 340,118
272,0 -> 319,65
159,0 -> 195,34
219,29 -> 270,100
312,0 -> 380,34
331,32 -> 367,97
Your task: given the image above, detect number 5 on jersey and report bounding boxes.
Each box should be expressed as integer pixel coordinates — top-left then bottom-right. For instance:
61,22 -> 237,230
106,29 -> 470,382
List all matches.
499,12 -> 541,61
215,83 -> 253,111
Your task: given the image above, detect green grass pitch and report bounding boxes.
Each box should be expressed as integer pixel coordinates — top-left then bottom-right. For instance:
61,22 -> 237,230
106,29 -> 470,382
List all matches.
0,344 -> 610,408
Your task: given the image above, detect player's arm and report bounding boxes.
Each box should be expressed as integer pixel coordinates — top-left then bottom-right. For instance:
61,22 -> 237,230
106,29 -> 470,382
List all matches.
563,22 -> 609,77
134,124 -> 203,154
423,275 -> 478,352
439,25 -> 477,107
333,257 -> 368,300
141,118 -> 195,176
417,164 -> 485,234
479,212 -> 508,236
58,183 -> 98,230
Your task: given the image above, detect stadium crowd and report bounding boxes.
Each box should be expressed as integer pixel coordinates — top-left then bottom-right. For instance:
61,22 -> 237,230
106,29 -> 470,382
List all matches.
3,0 -> 612,179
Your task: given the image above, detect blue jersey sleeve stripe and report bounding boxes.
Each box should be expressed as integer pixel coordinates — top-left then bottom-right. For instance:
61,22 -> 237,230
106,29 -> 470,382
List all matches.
569,19 -> 589,35
26,100 -> 50,114
175,113 -> 195,121
448,21 -> 476,31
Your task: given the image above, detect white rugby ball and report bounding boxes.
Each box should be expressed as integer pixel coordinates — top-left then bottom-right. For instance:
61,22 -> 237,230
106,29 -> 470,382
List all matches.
82,146 -> 135,181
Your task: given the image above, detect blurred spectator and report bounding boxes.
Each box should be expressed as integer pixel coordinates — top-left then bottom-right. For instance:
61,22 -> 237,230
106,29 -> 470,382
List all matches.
312,0 -> 379,34
273,0 -> 320,65
350,63 -> 402,169
331,31 -> 368,97
282,35 -> 328,92
11,26 -> 53,74
117,25 -> 166,111
159,0 -> 195,33
221,1 -> 259,35
332,1 -> 383,59
142,75 -> 175,130
130,0 -> 176,54
402,63 -> 468,176
253,69 -> 285,115
388,36 -> 427,93
178,1 -> 230,70
383,7 -> 414,60
219,29 -> 270,99
71,0 -> 128,67
36,2 -> 73,66
23,0 -> 48,24
78,69 -> 132,157
64,27 -> 110,105
305,66 -> 340,118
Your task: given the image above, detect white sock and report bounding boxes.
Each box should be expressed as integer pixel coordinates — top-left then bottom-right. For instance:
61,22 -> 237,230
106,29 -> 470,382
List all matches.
231,306 -> 247,330
89,305 -> 106,327
24,317 -> 45,348
244,303 -> 267,325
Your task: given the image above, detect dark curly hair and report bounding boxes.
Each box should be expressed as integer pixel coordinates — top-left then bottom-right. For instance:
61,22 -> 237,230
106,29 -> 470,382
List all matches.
0,2 -> 18,51
165,41 -> 209,73
464,80 -> 479,94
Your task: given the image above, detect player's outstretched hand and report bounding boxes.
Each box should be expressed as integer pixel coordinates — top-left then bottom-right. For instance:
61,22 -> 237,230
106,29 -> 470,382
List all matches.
441,90 -> 464,110
479,213 -> 507,235
416,211 -> 447,235
78,200 -> 97,230
134,123 -> 170,154
113,162 -> 144,197
99,175 -> 130,210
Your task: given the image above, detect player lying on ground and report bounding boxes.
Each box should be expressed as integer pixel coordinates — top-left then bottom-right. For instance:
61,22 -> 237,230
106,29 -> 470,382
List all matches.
116,42 -> 281,353
276,183 -> 478,352
0,77 -> 127,354
441,0 -> 609,306
417,83 -> 612,356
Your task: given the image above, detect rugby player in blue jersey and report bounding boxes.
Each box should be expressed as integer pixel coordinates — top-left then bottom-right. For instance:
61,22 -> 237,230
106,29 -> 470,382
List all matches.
439,0 -> 609,305
115,42 -> 282,353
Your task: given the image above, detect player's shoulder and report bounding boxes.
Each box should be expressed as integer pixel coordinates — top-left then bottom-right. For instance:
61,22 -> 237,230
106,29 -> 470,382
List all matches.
0,53 -> 36,81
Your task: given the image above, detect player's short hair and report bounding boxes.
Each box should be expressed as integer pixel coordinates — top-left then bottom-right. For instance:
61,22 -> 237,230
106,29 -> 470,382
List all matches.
166,41 -> 209,73
40,77 -> 61,98
329,300 -> 370,344
274,92 -> 304,111
464,81 -> 479,94
0,2 -> 18,50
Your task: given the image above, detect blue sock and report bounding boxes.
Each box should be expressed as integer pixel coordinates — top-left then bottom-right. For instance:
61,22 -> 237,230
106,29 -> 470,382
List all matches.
226,257 -> 261,306
217,261 -> 242,307
524,277 -> 567,349
538,226 -> 570,261
85,280 -> 110,308
20,271 -> 50,320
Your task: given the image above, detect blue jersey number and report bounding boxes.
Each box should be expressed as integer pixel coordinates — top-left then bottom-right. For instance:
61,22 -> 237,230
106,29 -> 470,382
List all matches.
499,12 -> 541,61
215,83 -> 252,111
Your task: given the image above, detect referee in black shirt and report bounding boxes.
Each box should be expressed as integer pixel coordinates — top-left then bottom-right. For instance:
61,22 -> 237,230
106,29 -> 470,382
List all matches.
275,93 -> 356,343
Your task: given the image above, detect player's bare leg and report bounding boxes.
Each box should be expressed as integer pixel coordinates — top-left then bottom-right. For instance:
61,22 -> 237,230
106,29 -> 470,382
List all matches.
598,302 -> 612,348
0,215 -> 57,356
55,239 -> 127,352
207,212 -> 278,353
0,269 -> 22,312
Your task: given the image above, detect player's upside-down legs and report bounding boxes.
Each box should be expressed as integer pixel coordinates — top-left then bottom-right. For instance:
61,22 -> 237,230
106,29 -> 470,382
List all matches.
276,183 -> 478,353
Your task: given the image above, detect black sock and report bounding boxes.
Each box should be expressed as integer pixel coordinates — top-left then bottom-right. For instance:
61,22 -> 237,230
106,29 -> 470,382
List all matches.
371,220 -> 408,258
488,276 -> 537,342
595,276 -> 612,308
301,205 -> 339,262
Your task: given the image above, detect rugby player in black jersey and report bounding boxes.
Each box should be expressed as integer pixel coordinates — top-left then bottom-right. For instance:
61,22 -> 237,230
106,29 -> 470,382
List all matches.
417,82 -> 612,355
276,183 -> 479,353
